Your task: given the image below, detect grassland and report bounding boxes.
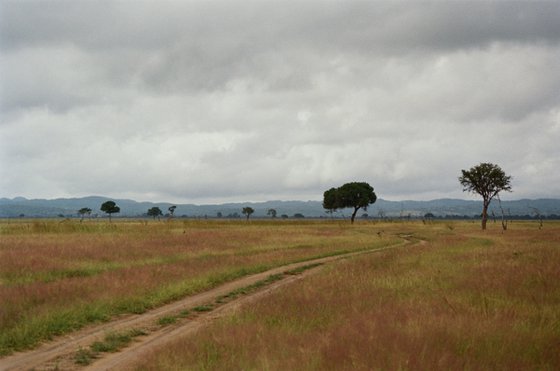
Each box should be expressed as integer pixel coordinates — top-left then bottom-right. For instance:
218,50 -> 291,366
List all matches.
2,219 -> 558,370
131,221 -> 560,370
0,218 -> 400,356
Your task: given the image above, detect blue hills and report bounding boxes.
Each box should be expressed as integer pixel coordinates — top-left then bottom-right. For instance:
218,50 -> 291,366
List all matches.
1,196 -> 559,219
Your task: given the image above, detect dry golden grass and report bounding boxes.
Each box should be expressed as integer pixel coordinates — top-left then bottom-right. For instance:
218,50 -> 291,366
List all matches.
0,219 -> 399,355
134,221 -> 560,370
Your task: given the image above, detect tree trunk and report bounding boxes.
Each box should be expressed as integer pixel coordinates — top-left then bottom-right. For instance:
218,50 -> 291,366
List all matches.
351,207 -> 359,224
481,202 -> 489,230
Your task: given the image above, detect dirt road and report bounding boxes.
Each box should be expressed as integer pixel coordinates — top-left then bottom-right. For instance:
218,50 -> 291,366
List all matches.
1,240 -> 414,371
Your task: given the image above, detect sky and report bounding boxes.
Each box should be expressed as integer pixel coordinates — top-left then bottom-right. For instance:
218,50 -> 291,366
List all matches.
1,1 -> 559,204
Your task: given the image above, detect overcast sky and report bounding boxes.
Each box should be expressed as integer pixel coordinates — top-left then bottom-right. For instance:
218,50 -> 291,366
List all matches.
1,1 -> 559,204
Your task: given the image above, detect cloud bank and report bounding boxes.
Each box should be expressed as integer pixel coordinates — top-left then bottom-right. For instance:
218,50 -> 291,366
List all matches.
1,1 -> 559,203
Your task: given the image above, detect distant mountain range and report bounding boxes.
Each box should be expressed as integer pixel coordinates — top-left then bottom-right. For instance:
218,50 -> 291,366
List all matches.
1,196 -> 559,219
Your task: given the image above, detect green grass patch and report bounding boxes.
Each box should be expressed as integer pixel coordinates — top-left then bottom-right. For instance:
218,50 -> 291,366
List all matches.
91,331 -> 134,353
74,347 -> 96,365
192,305 -> 214,312
216,273 -> 285,304
1,255 -> 191,286
77,328 -> 146,365
157,315 -> 178,326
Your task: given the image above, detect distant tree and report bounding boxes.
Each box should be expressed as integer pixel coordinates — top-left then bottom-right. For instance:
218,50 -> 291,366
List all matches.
100,201 -> 120,222
217,211 -> 223,218
496,195 -> 509,231
242,207 -> 254,221
423,212 -> 435,224
281,214 -> 289,219
293,213 -> 305,218
459,162 -> 512,230
530,207 -> 543,229
147,207 -> 163,220
78,207 -> 92,222
267,208 -> 277,218
168,205 -> 177,218
322,182 -> 377,224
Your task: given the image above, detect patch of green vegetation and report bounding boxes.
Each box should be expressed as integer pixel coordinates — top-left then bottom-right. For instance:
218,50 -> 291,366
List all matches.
1,266 -> 114,286
1,255 -> 192,286
74,347 -> 96,365
91,332 -> 131,353
157,315 -> 178,326
216,274 -> 285,304
77,328 -> 146,364
0,305 -> 99,356
192,305 -> 214,312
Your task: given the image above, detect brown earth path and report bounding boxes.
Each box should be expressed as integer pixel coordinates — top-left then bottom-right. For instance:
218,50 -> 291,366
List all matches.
1,237 -> 420,371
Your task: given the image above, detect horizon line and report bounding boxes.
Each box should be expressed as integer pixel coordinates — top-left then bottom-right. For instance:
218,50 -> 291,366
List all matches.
2,195 -> 559,206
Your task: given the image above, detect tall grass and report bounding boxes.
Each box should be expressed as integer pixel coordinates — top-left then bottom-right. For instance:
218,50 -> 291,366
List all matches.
0,219 -> 399,355
134,222 -> 560,370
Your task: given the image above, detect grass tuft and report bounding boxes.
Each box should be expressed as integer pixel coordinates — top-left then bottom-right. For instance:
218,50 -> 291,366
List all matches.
157,315 -> 177,326
75,328 -> 146,365
192,305 -> 214,312
74,347 -> 96,365
91,330 -> 137,353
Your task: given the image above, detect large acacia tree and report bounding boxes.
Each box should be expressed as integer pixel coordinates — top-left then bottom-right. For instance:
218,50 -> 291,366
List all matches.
323,182 -> 377,224
459,162 -> 512,230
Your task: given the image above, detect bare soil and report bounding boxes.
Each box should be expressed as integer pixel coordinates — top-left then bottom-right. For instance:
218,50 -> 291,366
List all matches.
0,241 -> 411,371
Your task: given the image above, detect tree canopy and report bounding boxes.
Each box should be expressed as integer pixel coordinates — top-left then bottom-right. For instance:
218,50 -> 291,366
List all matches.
459,162 -> 512,230
147,206 -> 163,220
78,207 -> 92,221
323,182 -> 377,223
242,207 -> 255,221
100,201 -> 120,221
168,205 -> 177,217
267,208 -> 277,218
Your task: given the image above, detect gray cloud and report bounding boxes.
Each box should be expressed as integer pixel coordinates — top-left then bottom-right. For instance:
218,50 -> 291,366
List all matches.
1,1 -> 559,203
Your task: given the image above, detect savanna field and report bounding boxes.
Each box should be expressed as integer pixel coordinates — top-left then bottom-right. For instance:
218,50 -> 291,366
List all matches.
1,219 -> 559,370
